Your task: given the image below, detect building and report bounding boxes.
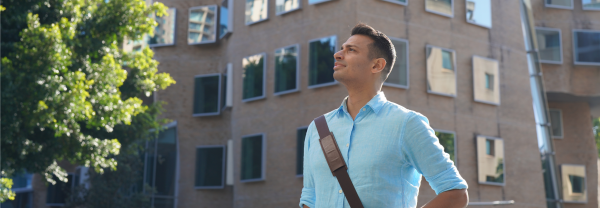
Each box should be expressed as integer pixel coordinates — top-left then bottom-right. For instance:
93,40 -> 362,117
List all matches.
4,0 -> 599,208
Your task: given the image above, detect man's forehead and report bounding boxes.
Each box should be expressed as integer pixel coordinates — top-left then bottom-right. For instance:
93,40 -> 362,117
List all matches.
343,34 -> 373,47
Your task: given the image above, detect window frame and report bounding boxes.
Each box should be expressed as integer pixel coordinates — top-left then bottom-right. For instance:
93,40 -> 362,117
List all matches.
307,35 -> 339,89
582,0 -> 600,10
276,0 -> 302,15
560,164 -> 587,203
572,29 -> 600,66
192,73 -> 222,117
425,45 -> 458,97
383,37 -> 410,89
149,8 -> 177,48
296,126 -> 309,177
188,5 -> 219,45
309,0 -> 334,5
476,135 -> 505,186
245,0 -> 269,26
535,27 -> 563,64
545,0 -> 574,9
425,0 -> 454,18
240,133 -> 267,183
549,108 -> 564,139
434,129 -> 458,167
242,53 -> 267,102
274,44 -> 301,96
465,0 -> 492,29
472,55 -> 500,106
219,0 -> 234,39
380,0 -> 408,6
194,145 -> 226,189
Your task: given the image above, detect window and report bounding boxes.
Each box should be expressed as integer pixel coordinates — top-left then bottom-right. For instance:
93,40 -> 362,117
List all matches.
472,56 -> 500,105
309,0 -> 333,5
549,109 -> 564,138
434,130 -> 456,164
583,0 -> 600,10
189,5 -> 218,45
425,0 -> 453,17
220,0 -> 233,39
560,164 -> 587,203
476,136 -> 504,186
426,45 -> 456,97
466,0 -> 492,28
193,74 -> 222,116
308,36 -> 337,88
573,30 -> 600,65
245,0 -> 268,25
274,44 -> 300,95
276,0 -> 301,15
381,0 -> 407,6
545,0 -> 573,9
1,173 -> 33,208
535,27 -> 562,64
195,145 -> 226,189
241,134 -> 266,182
149,8 -> 176,47
144,123 -> 178,208
242,53 -> 266,102
296,127 -> 308,176
384,38 -> 409,88
47,174 -> 77,206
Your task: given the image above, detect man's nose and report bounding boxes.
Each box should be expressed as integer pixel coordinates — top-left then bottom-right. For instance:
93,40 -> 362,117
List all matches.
334,50 -> 343,60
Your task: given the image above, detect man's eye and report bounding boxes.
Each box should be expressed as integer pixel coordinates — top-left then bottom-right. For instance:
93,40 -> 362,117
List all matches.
349,48 -> 355,51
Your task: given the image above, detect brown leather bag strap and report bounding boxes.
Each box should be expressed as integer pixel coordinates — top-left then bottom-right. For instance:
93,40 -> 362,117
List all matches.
314,115 -> 364,208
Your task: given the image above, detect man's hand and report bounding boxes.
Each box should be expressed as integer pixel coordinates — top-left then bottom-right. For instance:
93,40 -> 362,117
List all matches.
421,189 -> 468,208
303,205 -> 309,208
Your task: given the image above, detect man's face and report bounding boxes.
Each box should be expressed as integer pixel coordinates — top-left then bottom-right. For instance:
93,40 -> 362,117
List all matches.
333,35 -> 375,85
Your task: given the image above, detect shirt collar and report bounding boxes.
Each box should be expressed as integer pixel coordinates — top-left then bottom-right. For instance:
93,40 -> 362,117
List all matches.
338,91 -> 388,115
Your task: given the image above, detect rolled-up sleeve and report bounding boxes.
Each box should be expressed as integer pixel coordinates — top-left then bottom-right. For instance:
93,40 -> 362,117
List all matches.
402,112 -> 468,195
299,122 -> 316,208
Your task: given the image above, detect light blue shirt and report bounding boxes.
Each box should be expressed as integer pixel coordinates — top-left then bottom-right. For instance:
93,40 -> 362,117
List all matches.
299,92 -> 468,208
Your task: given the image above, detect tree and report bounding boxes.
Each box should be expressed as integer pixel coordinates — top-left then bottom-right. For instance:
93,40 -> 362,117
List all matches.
594,117 -> 600,157
0,0 -> 175,200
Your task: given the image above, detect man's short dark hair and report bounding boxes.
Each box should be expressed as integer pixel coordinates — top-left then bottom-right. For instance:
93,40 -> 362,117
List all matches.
351,23 -> 396,82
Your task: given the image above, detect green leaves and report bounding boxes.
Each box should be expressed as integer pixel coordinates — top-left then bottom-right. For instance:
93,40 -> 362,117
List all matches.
1,0 -> 173,189
0,178 -> 16,203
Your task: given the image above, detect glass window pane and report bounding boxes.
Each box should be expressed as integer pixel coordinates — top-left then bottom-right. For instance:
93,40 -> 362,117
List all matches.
546,0 -> 573,8
382,0 -> 407,4
535,28 -> 562,63
154,127 -> 177,196
309,36 -> 336,87
574,30 -> 600,65
560,164 -> 587,202
276,0 -> 300,14
275,45 -> 298,94
46,174 -> 74,205
220,1 -> 231,39
144,138 -> 156,194
476,136 -> 504,185
426,46 -> 456,96
195,147 -> 225,188
435,131 -> 455,163
1,191 -> 32,208
246,0 -> 268,24
242,53 -> 265,101
296,128 -> 308,176
222,72 -> 227,108
153,197 -> 175,208
12,173 -> 33,189
193,75 -> 220,115
473,56 -> 499,104
385,39 -> 408,87
149,8 -> 176,46
583,0 -> 600,9
466,0 -> 491,28
308,0 -> 332,4
426,0 -> 453,17
549,109 -> 563,138
241,135 -> 263,181
189,6 -> 217,44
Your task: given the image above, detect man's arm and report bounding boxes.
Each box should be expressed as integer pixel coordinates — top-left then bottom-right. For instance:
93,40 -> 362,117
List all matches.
421,189 -> 468,208
303,206 -> 309,208
299,122 -> 317,208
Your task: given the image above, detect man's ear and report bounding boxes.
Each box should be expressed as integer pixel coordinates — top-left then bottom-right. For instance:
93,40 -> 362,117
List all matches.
371,58 -> 386,74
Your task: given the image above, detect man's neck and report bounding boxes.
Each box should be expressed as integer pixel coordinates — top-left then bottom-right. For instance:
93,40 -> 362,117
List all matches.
346,86 -> 380,120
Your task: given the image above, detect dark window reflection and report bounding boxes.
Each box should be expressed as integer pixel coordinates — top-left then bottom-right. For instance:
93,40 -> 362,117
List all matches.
574,31 -> 600,64
296,128 -> 308,176
241,135 -> 264,181
385,39 -> 408,87
145,127 -> 177,208
435,131 -> 455,163
243,54 -> 265,100
275,45 -> 298,94
219,1 -> 231,39
309,36 -> 336,87
195,147 -> 225,187
193,75 -> 220,115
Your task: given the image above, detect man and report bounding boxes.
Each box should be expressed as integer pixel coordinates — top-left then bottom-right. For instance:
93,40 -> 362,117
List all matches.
299,24 -> 468,208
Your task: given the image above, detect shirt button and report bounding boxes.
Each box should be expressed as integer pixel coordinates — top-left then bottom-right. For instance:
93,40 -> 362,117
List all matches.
339,189 -> 343,194
362,108 -> 366,111
346,143 -> 349,147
